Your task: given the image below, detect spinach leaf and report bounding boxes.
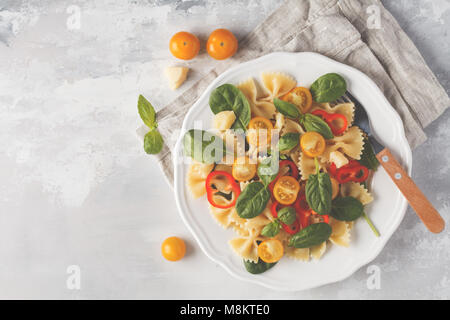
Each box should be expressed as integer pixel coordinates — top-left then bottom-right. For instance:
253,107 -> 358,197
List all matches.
243,258 -> 277,274
359,137 -> 379,170
138,95 -> 157,129
305,172 -> 332,215
257,157 -> 279,186
143,129 -> 164,154
183,129 -> 226,164
278,133 -> 300,152
330,196 -> 364,221
288,222 -> 332,248
261,221 -> 282,237
209,84 -> 251,131
310,73 -> 347,103
300,113 -> 333,139
273,98 -> 301,119
236,181 -> 271,219
278,207 -> 297,225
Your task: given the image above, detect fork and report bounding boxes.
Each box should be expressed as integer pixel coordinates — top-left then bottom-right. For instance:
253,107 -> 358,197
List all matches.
337,92 -> 445,234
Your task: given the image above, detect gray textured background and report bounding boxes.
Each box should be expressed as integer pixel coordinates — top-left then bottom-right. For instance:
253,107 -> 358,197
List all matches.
0,0 -> 449,299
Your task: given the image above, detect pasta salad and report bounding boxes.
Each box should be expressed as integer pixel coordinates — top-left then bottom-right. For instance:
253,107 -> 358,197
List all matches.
182,72 -> 380,274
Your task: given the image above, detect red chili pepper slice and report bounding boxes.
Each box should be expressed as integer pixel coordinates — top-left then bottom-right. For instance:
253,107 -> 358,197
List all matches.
294,194 -> 311,229
268,160 -> 299,196
311,110 -> 348,136
329,162 -> 337,177
205,170 -> 241,209
270,201 -> 301,235
326,113 -> 348,136
333,160 -> 369,184
283,219 -> 301,234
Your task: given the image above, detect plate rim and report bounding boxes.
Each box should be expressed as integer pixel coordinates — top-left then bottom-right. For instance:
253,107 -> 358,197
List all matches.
172,52 -> 412,291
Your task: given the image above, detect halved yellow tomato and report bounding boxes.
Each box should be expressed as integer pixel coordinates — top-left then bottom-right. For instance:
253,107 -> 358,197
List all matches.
330,177 -> 340,200
258,239 -> 284,263
247,116 -> 273,147
232,157 -> 257,182
300,131 -> 326,157
273,176 -> 300,205
281,87 -> 313,113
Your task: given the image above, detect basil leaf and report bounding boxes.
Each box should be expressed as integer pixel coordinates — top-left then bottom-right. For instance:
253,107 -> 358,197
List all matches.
359,137 -> 379,171
138,95 -> 157,129
330,196 -> 364,221
261,221 -> 282,237
273,98 -> 301,119
236,181 -> 271,219
243,258 -> 277,274
300,113 -> 333,139
143,129 -> 164,154
310,73 -> 347,103
288,223 -> 332,248
278,133 -> 300,152
305,172 -> 332,215
209,84 -> 251,131
257,157 -> 279,186
183,129 -> 226,164
278,207 -> 297,225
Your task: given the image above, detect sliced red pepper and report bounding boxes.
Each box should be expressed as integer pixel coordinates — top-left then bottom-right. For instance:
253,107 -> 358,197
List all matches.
326,113 -> 348,136
294,194 -> 311,229
329,162 -> 338,177
311,110 -> 348,136
334,160 -> 369,184
205,170 -> 241,209
268,160 -> 299,196
270,201 -> 301,235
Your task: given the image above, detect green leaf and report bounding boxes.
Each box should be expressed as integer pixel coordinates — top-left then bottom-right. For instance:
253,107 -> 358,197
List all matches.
330,196 -> 364,221
261,221 -> 282,237
236,181 -> 271,219
209,84 -> 251,131
183,129 -> 226,164
359,137 -> 379,170
138,95 -> 157,129
273,98 -> 301,119
310,73 -> 347,103
143,129 -> 164,154
300,113 -> 333,139
278,207 -> 297,225
278,133 -> 300,152
288,223 -> 332,248
257,157 -> 279,186
243,258 -> 277,274
305,172 -> 332,215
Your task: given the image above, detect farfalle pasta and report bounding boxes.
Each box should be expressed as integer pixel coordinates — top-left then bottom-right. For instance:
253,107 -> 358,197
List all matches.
182,71 -> 380,274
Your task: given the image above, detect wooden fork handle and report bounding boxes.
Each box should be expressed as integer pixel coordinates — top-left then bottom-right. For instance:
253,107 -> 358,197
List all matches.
376,148 -> 445,233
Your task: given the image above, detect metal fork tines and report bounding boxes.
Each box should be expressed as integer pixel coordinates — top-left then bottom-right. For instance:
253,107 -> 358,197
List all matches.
334,92 -> 384,154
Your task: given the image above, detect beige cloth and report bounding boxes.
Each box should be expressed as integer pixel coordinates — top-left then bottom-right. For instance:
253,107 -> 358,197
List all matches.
148,0 -> 449,187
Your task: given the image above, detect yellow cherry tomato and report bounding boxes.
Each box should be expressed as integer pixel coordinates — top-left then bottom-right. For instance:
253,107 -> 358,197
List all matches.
258,239 -> 284,263
169,31 -> 200,60
300,131 -> 326,157
281,87 -> 313,113
232,157 -> 257,182
330,177 -> 340,200
247,116 -> 273,147
206,28 -> 238,60
273,176 -> 301,205
161,236 -> 186,261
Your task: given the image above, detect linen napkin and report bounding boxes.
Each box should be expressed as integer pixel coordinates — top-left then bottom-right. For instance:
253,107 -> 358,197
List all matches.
139,0 -> 449,187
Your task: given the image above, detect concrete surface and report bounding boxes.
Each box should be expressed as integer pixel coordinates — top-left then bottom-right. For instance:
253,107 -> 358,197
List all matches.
0,0 -> 449,299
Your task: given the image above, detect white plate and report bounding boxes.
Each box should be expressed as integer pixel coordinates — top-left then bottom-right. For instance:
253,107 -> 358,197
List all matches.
173,52 -> 412,291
